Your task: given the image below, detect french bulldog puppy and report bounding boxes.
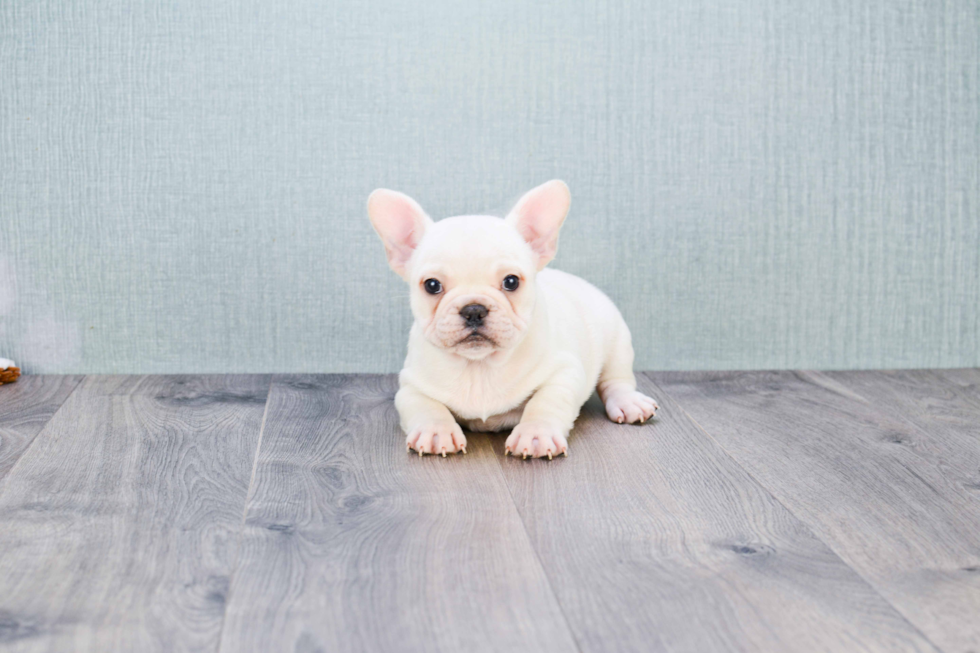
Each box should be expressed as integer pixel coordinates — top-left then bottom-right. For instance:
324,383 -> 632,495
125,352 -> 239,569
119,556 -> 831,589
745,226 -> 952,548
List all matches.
367,180 -> 658,459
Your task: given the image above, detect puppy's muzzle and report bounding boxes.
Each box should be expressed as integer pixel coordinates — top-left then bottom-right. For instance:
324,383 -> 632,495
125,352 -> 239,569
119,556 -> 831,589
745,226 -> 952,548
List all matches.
459,303 -> 489,328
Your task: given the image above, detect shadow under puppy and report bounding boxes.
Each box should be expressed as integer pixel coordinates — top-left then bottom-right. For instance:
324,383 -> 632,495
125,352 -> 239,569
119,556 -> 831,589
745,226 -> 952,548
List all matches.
368,180 -> 658,460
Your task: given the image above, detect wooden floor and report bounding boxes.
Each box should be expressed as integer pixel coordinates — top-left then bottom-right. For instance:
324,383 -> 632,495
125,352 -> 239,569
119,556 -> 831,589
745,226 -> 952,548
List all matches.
0,371 -> 977,652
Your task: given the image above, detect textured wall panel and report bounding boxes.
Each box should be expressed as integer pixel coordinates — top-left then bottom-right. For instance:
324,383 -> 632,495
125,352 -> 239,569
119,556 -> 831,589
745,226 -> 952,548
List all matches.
1,0 -> 977,373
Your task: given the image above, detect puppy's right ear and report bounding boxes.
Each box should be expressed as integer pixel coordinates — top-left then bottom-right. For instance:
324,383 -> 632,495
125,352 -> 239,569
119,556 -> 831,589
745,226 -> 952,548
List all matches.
367,189 -> 433,278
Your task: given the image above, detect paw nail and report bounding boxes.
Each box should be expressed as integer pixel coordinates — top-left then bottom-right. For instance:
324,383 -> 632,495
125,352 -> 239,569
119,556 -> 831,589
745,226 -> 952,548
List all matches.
418,449 -> 424,457
441,449 -> 446,457
563,450 -> 568,457
461,446 -> 467,454
522,450 -> 528,460
548,452 -> 553,460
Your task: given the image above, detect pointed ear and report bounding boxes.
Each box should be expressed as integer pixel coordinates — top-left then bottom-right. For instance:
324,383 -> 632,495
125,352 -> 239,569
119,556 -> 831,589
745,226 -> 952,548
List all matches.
367,189 -> 433,278
505,180 -> 571,270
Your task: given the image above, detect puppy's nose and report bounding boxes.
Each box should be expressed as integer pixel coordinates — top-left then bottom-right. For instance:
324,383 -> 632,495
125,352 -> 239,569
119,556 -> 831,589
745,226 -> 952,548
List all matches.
459,303 -> 488,327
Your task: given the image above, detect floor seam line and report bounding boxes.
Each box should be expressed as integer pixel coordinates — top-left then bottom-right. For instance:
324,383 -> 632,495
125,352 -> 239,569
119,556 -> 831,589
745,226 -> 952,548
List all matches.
489,439 -> 587,653
214,373 -> 276,653
0,374 -> 87,499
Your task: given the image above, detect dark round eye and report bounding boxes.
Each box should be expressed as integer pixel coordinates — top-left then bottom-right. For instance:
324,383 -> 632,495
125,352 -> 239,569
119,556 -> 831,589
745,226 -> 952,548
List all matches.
502,275 -> 520,291
423,278 -> 443,295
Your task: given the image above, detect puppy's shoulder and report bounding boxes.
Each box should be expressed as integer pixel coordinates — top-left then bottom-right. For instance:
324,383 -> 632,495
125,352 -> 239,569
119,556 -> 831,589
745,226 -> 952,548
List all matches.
537,267 -> 589,291
537,267 -> 625,339
537,268 -> 614,307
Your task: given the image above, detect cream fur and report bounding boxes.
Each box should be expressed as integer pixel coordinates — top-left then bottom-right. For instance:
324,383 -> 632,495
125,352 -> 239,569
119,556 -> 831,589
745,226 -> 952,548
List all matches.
368,180 -> 658,459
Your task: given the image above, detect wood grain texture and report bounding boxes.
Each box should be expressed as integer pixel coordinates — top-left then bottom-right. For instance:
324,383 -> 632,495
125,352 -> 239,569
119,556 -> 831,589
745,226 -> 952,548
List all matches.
823,369 -> 980,497
219,374 -> 577,653
493,375 -> 937,653
652,370 -> 980,653
0,375 -> 270,652
0,375 -> 83,485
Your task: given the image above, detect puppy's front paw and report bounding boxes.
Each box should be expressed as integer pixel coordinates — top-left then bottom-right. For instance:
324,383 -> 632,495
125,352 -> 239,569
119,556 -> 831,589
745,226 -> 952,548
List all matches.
407,421 -> 467,457
505,421 -> 568,460
605,390 -> 659,424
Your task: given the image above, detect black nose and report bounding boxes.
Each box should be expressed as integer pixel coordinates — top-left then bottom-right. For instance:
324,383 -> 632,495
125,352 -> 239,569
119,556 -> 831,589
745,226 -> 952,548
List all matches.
460,303 -> 488,327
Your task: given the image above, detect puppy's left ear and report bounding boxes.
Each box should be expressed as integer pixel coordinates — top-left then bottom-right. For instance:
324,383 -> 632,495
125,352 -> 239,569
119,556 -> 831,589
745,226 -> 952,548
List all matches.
367,189 -> 434,278
505,180 -> 571,270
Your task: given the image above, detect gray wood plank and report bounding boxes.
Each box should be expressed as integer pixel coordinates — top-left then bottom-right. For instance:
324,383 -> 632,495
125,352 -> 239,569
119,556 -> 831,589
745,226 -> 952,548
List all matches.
822,369 -> 980,497
652,370 -> 980,653
0,375 -> 84,486
0,374 -> 271,652
219,374 -> 578,653
493,375 -> 936,653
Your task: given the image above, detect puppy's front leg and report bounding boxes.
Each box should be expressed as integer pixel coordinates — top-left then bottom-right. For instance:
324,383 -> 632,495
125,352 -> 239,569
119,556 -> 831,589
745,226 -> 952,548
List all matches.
396,384 -> 467,457
505,368 -> 585,459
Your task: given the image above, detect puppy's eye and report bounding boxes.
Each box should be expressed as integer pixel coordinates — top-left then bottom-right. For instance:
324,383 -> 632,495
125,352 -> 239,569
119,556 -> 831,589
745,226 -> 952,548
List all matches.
423,278 -> 443,295
502,275 -> 520,292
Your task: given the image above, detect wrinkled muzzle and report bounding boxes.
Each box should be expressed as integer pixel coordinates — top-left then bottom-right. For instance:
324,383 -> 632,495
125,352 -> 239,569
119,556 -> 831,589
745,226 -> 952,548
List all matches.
428,294 -> 526,358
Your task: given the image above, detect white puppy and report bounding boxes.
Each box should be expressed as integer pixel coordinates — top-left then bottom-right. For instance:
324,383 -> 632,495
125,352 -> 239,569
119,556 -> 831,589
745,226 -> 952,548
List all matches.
367,180 -> 658,459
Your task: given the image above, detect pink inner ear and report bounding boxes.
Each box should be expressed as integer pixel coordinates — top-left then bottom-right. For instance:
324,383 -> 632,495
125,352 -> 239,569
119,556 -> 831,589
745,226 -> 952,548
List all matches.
514,221 -> 554,260
380,211 -> 424,271
384,213 -> 422,251
517,193 -> 556,228
509,181 -> 570,266
369,190 -> 430,274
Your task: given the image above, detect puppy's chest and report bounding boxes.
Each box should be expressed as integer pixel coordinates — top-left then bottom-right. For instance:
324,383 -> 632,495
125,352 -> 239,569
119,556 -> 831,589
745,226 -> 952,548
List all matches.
434,366 -> 537,423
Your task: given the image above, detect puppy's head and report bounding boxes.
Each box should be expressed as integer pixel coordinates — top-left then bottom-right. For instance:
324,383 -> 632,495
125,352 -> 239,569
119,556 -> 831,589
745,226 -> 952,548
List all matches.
368,180 -> 571,361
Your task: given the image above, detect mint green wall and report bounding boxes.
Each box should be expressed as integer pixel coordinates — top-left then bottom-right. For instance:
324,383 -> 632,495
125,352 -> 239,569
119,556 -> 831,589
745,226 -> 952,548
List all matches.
1,0 -> 977,373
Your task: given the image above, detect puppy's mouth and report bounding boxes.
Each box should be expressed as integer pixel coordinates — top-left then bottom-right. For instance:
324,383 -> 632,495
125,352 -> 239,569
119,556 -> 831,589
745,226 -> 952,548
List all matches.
456,331 -> 496,347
